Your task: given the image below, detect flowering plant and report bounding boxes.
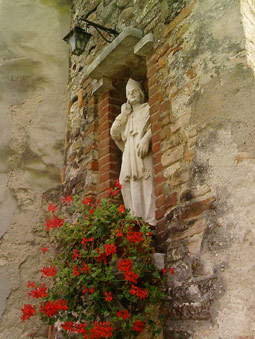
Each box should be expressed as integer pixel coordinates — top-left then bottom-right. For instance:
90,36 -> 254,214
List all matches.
21,182 -> 165,338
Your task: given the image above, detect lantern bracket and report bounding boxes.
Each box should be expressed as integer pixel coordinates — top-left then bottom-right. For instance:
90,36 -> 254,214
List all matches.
80,18 -> 119,43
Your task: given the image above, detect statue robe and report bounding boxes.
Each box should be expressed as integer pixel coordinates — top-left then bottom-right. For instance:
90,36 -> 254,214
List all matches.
110,103 -> 156,225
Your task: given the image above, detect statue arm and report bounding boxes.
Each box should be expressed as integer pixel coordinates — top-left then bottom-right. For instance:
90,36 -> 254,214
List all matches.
142,128 -> 152,144
110,113 -> 127,152
110,103 -> 132,152
137,109 -> 152,158
137,128 -> 152,158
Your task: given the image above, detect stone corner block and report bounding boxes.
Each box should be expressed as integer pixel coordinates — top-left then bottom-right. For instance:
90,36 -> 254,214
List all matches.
134,33 -> 154,57
91,77 -> 113,95
152,252 -> 166,270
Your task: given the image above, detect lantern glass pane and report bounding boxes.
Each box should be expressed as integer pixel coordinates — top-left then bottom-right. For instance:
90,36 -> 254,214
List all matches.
69,34 -> 76,52
76,36 -> 82,49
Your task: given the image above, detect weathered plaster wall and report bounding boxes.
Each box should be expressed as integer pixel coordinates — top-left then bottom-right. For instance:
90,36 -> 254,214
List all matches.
162,0 -> 255,337
0,0 -> 70,337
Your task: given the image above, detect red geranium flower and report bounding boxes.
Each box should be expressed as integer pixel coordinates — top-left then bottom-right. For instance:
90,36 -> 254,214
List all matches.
114,179 -> 122,189
27,281 -> 36,288
61,321 -> 74,331
89,209 -> 95,215
72,249 -> 81,260
107,187 -> 120,197
61,321 -> 87,334
61,195 -> 73,203
124,271 -> 139,284
104,243 -> 117,256
118,204 -> 125,213
95,248 -> 108,264
28,284 -> 48,299
82,287 -> 89,294
73,265 -> 80,276
127,231 -> 144,243
40,299 -> 68,317
40,247 -> 49,254
162,267 -> 175,275
90,321 -> 113,338
47,204 -> 57,212
104,291 -> 113,302
117,259 -> 133,272
41,266 -> 57,277
21,304 -> 36,321
132,320 -> 145,333
61,321 -> 74,332
45,216 -> 64,230
95,252 -> 107,264
80,263 -> 90,273
81,237 -> 94,246
169,267 -> 175,275
116,310 -> 130,320
129,285 -> 148,299
82,197 -> 93,206
82,287 -> 95,294
73,323 -> 87,334
115,229 -> 123,237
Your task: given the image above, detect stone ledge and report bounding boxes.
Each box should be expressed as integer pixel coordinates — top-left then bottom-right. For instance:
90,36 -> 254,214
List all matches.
85,27 -> 145,80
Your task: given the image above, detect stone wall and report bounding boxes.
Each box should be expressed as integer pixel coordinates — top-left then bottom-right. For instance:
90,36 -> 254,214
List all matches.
161,0 -> 255,337
0,0 -> 70,337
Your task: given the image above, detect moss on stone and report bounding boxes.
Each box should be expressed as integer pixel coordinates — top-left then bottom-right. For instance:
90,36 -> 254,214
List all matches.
39,0 -> 70,13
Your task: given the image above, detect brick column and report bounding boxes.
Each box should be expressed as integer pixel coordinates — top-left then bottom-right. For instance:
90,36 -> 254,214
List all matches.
147,45 -> 177,230
97,90 -> 122,199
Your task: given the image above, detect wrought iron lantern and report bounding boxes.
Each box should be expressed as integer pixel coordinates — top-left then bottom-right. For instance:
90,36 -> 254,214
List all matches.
63,26 -> 92,56
63,19 -> 119,56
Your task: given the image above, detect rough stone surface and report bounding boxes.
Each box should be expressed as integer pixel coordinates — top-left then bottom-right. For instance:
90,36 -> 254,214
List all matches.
163,0 -> 188,24
116,0 -> 130,8
162,0 -> 255,336
0,271 -> 10,318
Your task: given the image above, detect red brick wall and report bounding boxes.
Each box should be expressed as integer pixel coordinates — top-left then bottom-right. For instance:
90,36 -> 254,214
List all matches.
97,90 -> 122,199
147,44 -> 178,233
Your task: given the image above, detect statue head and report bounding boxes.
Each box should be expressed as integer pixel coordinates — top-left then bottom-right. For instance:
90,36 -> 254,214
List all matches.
126,78 -> 145,105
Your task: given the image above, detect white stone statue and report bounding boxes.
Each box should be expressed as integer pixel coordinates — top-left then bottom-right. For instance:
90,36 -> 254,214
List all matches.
110,78 -> 156,225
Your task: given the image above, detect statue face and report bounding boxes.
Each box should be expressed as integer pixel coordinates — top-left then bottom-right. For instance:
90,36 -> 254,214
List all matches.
126,87 -> 143,105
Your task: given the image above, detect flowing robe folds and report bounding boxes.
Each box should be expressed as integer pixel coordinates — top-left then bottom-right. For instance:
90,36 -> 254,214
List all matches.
110,103 -> 156,225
